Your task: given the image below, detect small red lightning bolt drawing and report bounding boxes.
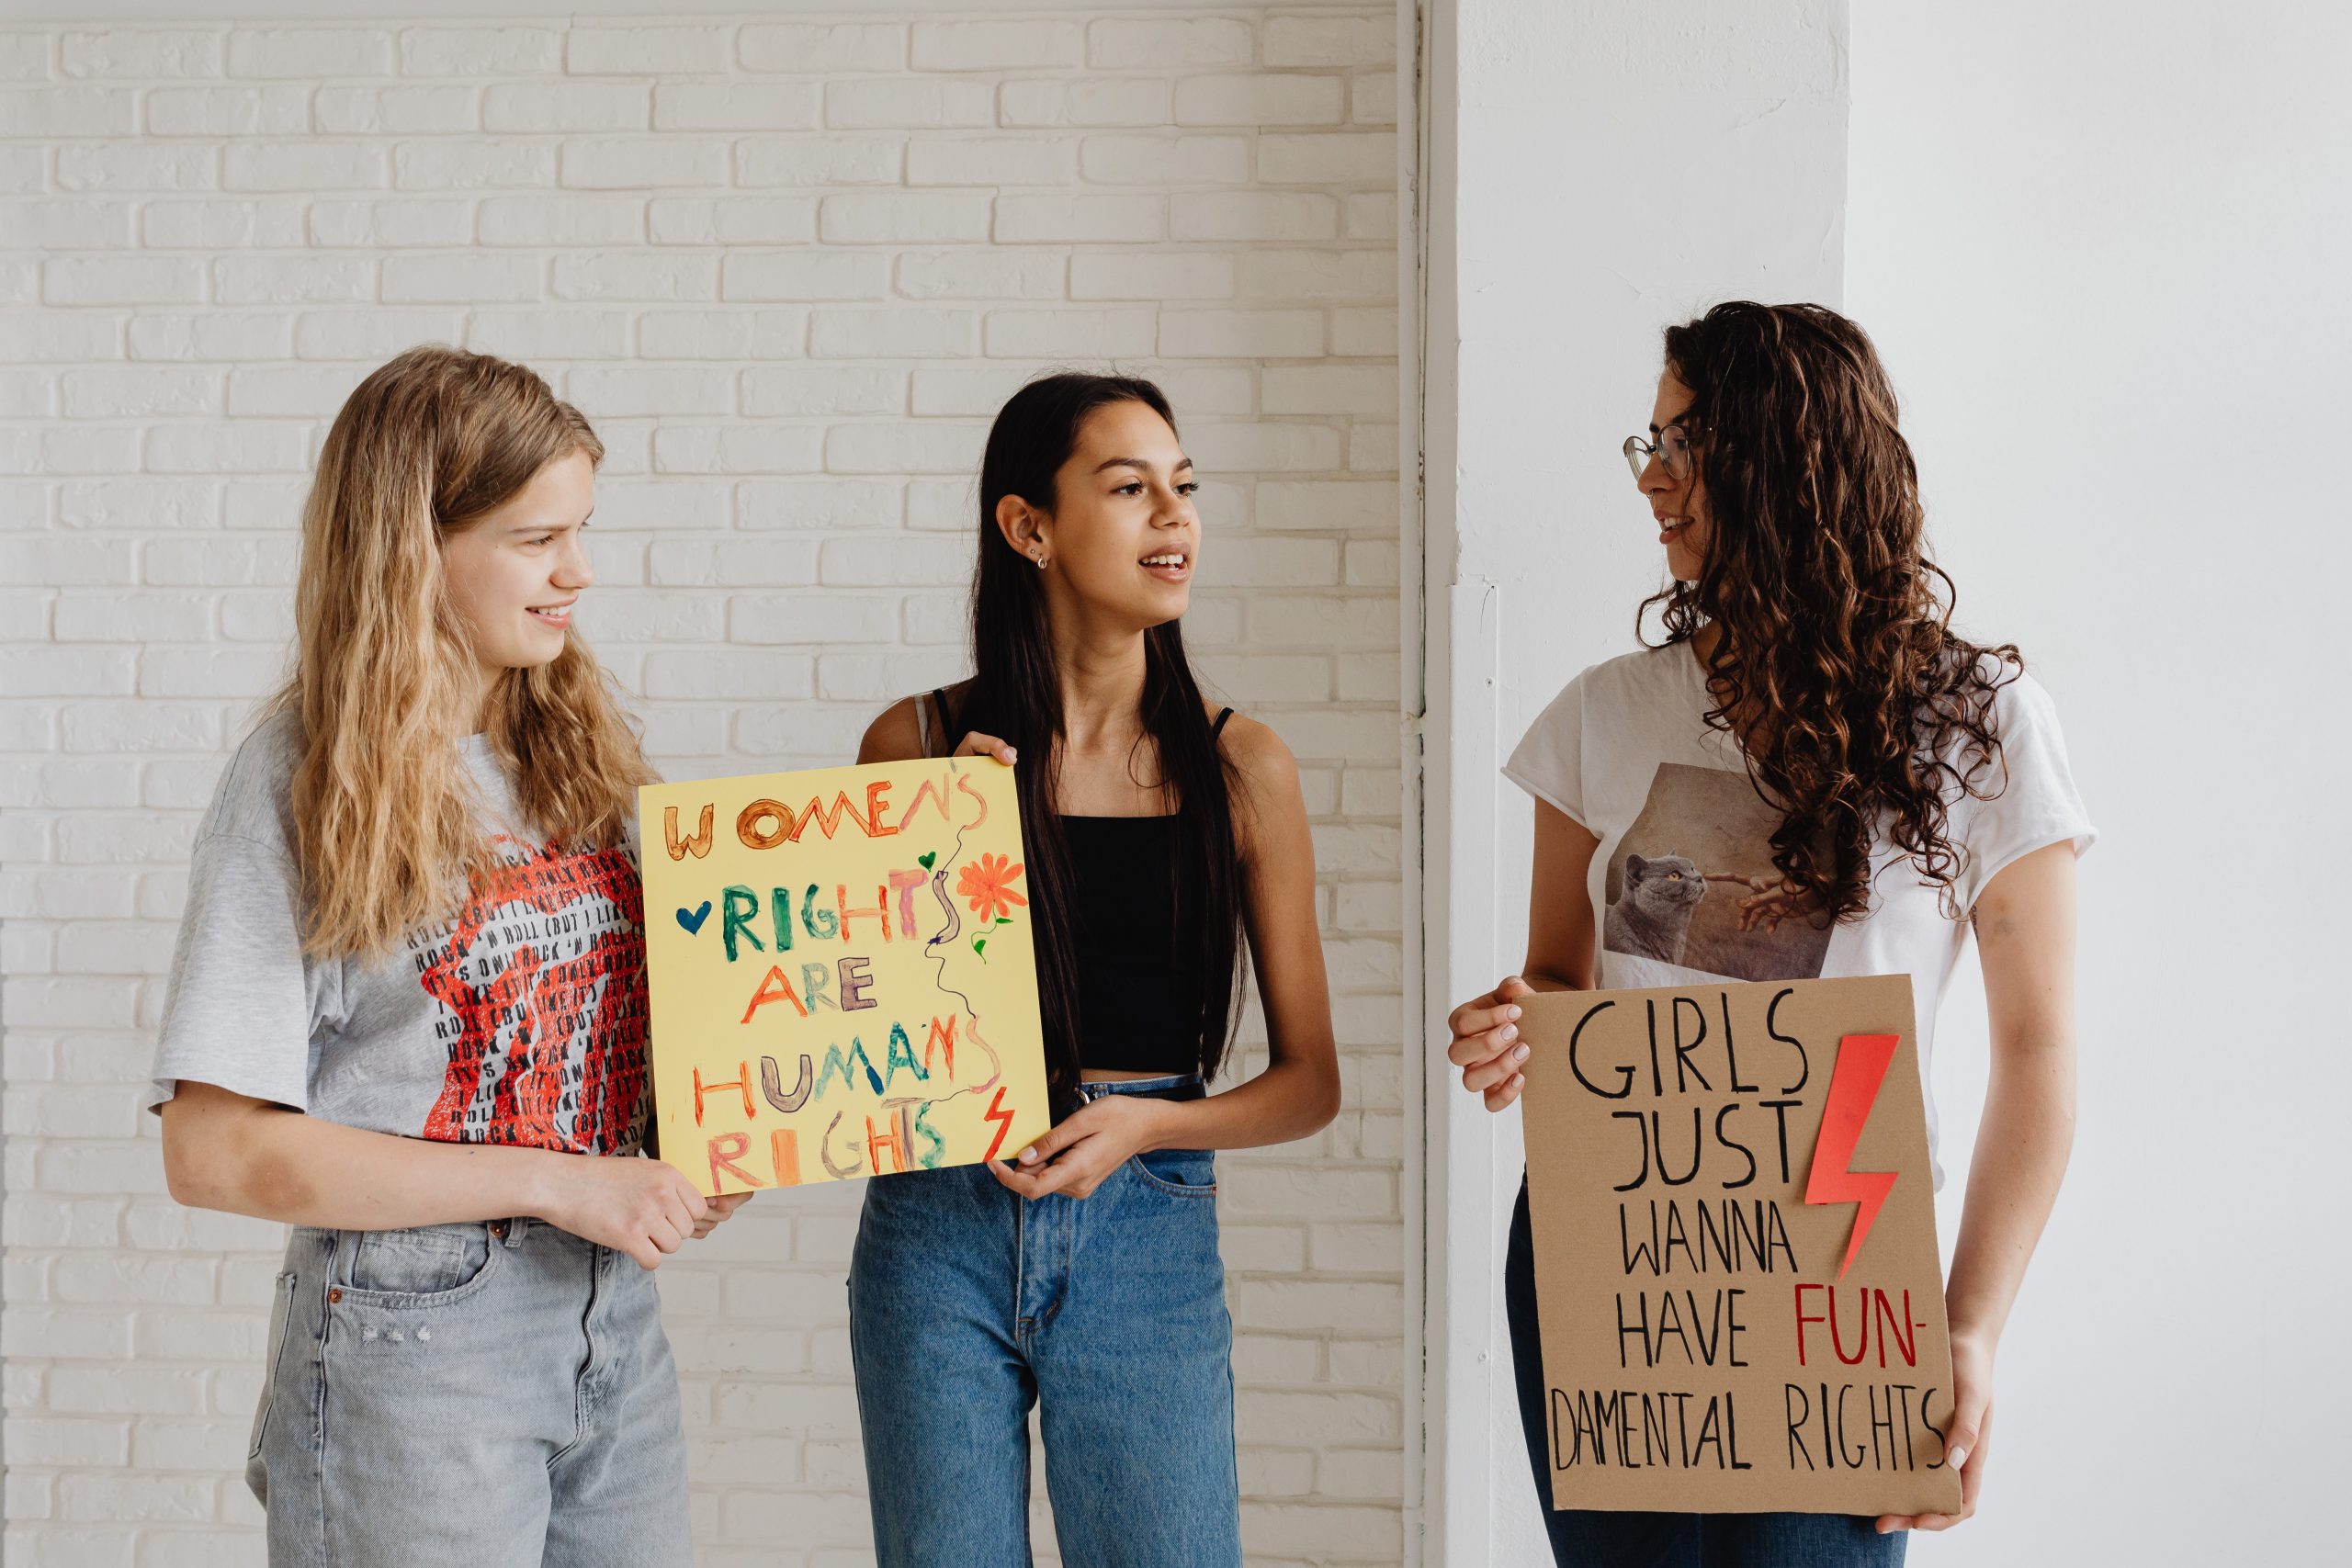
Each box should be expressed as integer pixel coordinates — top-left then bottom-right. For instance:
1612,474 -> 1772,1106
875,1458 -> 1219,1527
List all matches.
1802,1032 -> 1902,1280
982,1084 -> 1016,1160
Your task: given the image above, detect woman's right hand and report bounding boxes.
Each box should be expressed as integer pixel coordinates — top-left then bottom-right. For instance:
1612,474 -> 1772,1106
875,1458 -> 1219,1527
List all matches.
1447,976 -> 1533,1111
537,1156 -> 709,1271
954,731 -> 1018,765
692,1190 -> 755,1239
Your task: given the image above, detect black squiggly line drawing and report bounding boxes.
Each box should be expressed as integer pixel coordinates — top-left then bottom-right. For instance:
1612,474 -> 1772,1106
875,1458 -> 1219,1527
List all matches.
922,757 -> 982,1021
909,757 -> 1001,1112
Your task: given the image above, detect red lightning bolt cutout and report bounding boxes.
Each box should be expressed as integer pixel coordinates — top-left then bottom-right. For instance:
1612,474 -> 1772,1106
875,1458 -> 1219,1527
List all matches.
982,1084 -> 1017,1160
1802,1032 -> 1902,1280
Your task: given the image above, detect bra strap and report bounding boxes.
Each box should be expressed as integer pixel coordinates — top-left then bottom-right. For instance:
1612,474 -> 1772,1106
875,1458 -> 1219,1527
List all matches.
1212,705 -> 1234,739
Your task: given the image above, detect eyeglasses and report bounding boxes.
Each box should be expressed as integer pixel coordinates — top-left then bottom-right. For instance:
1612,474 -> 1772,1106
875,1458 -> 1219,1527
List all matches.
1623,423 -> 1696,483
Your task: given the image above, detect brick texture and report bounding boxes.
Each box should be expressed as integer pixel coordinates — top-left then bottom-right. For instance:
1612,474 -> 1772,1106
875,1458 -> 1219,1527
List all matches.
0,11 -> 1404,1566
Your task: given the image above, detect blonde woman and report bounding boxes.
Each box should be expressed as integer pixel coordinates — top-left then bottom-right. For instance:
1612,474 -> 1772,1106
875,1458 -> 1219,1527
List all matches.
150,346 -> 741,1567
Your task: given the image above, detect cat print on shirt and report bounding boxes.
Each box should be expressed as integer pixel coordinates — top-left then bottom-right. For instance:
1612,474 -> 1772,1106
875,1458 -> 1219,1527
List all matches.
1602,852 -> 1705,964
1601,763 -> 1834,983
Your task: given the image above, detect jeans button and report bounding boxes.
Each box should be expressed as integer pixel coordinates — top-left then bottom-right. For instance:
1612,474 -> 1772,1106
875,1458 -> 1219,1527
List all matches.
327,1288 -> 342,1303
489,1222 -> 506,1240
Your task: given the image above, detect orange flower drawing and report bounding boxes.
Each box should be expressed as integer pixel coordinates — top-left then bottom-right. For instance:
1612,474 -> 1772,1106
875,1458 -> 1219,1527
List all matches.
956,852 -> 1028,922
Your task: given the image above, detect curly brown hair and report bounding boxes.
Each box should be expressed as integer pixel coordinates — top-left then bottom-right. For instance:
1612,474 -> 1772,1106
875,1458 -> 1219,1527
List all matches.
1645,301 -> 2019,922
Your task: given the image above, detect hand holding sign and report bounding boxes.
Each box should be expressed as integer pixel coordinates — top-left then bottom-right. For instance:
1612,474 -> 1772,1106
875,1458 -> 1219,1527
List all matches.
948,729 -> 1018,767
989,1091 -> 1167,1201
1517,975 -> 1962,1517
1445,974 -> 1535,1110
1874,1329 -> 1991,1534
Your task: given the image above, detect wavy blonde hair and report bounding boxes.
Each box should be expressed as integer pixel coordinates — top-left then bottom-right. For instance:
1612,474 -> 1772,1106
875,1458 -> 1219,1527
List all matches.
272,344 -> 650,957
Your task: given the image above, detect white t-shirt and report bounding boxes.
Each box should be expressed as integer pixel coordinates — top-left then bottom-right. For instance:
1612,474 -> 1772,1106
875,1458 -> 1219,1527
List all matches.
1503,644 -> 2095,1182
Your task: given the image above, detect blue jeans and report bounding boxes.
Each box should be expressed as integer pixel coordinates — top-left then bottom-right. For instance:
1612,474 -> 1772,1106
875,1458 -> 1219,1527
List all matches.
1506,1179 -> 1906,1568
848,1073 -> 1241,1568
249,1217 -> 694,1568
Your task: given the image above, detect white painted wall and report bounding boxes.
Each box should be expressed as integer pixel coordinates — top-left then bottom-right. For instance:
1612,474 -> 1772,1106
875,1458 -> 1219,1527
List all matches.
1429,0 -> 2346,1562
1419,1 -> 1849,1560
14,0 -> 1250,20
0,11 -> 1408,1564
1848,6 -> 2352,1563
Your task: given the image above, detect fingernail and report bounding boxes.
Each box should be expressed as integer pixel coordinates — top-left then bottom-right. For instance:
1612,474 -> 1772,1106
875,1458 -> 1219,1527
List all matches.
1498,1024 -> 1517,1043
1020,1148 -> 1038,1164
1507,1005 -> 1522,1020
1948,1446 -> 1968,1471
1513,1044 -> 1529,1061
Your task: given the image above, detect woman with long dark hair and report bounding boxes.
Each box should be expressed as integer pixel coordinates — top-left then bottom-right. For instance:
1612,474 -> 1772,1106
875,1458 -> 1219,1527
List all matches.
1446,303 -> 2091,1564
848,372 -> 1341,1566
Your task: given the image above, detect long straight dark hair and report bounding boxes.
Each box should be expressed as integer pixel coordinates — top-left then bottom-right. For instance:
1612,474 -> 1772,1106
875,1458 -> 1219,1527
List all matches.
958,373 -> 1244,1109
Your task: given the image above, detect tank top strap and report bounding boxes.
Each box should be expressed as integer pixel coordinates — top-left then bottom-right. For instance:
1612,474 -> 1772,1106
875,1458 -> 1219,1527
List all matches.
1212,705 -> 1234,739
930,686 -> 956,759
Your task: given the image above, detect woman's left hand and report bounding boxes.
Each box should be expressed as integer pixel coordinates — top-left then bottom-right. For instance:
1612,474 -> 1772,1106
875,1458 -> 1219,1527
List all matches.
1875,1330 -> 1994,1534
690,1190 -> 755,1239
988,1094 -> 1169,1201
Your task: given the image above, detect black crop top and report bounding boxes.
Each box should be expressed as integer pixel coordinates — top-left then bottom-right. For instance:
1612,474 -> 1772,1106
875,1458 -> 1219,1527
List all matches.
929,689 -> 1231,1076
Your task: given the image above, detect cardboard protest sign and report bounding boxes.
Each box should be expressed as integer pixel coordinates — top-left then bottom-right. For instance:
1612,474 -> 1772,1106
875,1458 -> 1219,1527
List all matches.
638,758 -> 1050,1196
1518,974 -> 1962,1516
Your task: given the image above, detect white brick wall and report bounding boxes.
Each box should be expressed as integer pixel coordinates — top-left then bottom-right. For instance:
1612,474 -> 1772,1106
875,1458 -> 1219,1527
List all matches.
0,11 -> 1406,1565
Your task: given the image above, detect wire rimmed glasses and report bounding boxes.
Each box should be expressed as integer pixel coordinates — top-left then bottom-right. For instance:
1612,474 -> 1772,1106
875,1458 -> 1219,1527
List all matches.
1623,423 -> 1696,482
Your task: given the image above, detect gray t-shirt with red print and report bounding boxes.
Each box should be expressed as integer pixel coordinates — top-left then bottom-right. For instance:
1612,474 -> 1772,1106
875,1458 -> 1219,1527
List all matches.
147,712 -> 650,1156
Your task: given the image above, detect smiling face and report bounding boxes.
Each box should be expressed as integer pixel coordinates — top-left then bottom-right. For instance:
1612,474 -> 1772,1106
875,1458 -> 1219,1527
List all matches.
438,446 -> 596,710
1639,368 -> 1711,582
999,398 -> 1199,633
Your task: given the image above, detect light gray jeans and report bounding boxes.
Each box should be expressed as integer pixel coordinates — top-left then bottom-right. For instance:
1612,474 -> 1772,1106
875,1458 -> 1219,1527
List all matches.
250,1216 -> 695,1567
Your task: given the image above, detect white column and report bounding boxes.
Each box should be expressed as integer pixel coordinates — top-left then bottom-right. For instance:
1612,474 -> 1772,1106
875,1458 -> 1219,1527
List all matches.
1415,2 -> 1849,1556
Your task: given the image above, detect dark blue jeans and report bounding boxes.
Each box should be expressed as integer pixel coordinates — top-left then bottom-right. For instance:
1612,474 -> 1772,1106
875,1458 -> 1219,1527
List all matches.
848,1074 -> 1239,1568
1505,1179 -> 1906,1568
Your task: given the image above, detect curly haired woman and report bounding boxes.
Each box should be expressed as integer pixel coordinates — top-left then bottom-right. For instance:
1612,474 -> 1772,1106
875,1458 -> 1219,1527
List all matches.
1444,302 -> 2094,1565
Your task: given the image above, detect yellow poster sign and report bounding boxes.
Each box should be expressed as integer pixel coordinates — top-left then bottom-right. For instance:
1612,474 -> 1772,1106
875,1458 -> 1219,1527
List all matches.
638,758 -> 1051,1196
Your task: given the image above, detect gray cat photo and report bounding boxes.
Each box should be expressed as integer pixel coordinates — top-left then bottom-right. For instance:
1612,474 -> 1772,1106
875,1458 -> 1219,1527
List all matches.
1602,852 -> 1706,964
1600,764 -> 1836,981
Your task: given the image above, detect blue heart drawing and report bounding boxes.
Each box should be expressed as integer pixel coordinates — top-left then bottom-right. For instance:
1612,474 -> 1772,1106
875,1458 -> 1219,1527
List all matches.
676,900 -> 713,936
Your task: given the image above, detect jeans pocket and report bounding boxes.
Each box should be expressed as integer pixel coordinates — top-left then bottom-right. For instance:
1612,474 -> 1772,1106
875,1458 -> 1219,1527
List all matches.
248,1270 -> 297,1461
341,1224 -> 501,1306
1128,1147 -> 1217,1197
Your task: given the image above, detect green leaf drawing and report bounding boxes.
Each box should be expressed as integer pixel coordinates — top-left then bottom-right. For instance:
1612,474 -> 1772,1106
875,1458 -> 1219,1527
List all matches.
994,916 -> 1014,927
972,936 -> 989,963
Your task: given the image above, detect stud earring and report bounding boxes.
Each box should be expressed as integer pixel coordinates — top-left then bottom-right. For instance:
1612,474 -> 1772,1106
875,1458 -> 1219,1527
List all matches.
1031,550 -> 1046,569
